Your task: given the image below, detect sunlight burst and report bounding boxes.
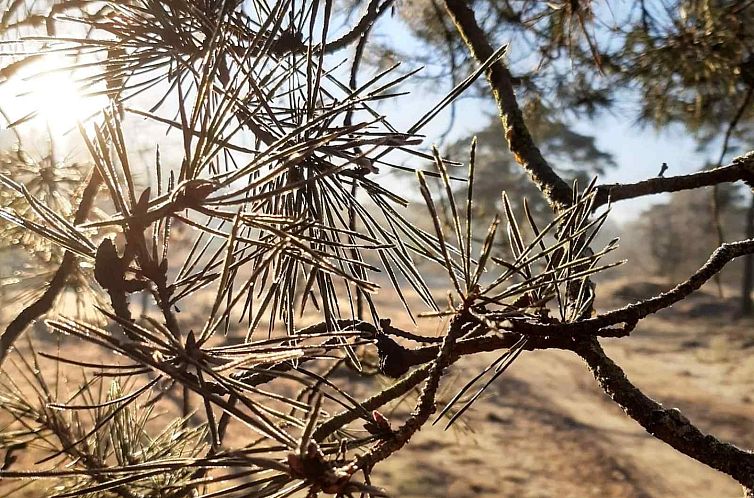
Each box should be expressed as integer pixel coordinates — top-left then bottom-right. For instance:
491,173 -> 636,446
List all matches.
2,54 -> 107,135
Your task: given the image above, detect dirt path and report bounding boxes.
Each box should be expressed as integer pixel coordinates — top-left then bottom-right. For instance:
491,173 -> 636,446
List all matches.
372,284 -> 753,497
1,280 -> 751,497
372,342 -> 748,497
374,352 -> 653,498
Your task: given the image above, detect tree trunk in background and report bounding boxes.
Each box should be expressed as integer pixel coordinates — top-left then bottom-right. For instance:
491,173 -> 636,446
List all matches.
741,193 -> 754,316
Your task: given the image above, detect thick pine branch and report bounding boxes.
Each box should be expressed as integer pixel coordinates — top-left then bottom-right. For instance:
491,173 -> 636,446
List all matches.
574,337 -> 754,490
443,0 -> 573,210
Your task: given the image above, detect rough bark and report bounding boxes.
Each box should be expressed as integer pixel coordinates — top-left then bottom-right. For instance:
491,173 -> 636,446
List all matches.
594,151 -> 754,208
0,169 -> 102,366
574,337 -> 754,490
443,0 -> 573,211
741,194 -> 754,316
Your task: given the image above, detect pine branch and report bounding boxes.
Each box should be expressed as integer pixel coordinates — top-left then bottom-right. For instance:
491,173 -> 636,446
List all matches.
573,337 -> 754,490
0,168 -> 101,366
594,151 -> 754,208
443,0 -> 573,210
352,314 -> 467,470
508,238 -> 754,336
322,0 -> 394,54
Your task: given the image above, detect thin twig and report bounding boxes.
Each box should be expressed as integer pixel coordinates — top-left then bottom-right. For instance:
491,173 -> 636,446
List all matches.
594,151 -> 754,208
709,86 -> 754,297
353,314 -> 466,470
505,238 -> 754,336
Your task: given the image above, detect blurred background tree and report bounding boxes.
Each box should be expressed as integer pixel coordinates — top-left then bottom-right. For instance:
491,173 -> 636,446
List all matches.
7,0 -> 754,313
445,100 -> 615,224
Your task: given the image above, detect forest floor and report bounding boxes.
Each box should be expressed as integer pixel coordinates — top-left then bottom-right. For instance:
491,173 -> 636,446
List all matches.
1,276 -> 753,497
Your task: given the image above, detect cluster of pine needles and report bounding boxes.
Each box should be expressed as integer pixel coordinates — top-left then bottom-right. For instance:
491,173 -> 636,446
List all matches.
0,1 -> 620,496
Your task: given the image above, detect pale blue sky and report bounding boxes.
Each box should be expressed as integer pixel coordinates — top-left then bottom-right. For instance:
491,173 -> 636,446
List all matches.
373,89 -> 710,223
362,8 -> 716,224
0,2 -> 725,225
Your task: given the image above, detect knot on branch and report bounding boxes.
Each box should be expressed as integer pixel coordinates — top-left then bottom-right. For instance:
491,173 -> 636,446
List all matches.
170,179 -> 216,210
733,151 -> 754,189
94,237 -> 148,329
94,238 -> 148,295
287,442 -> 355,496
270,28 -> 305,56
649,407 -> 693,436
375,332 -> 411,378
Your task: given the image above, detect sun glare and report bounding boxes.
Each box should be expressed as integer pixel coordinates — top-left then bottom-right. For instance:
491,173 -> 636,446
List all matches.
2,54 -> 108,135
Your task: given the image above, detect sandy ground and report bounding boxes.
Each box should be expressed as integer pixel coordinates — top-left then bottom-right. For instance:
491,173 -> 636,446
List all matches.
370,279 -> 754,498
1,277 -> 752,497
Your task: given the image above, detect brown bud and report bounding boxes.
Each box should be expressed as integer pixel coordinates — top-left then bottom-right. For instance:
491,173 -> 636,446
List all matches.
171,179 -> 216,209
